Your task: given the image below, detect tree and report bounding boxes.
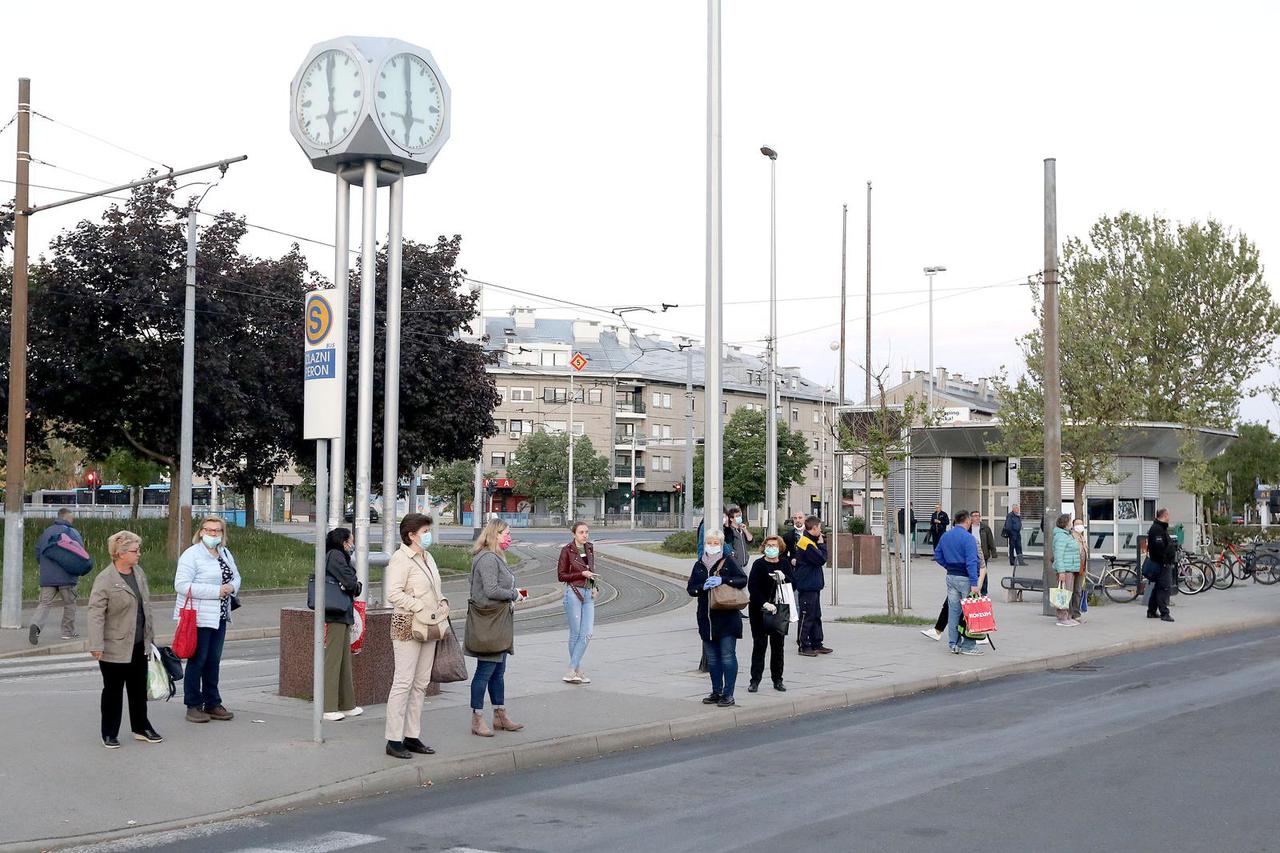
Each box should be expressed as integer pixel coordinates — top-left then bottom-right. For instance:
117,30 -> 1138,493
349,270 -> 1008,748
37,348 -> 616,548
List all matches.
95,448 -> 163,518
24,438 -> 85,493
692,407 -> 811,513
425,459 -> 480,518
508,432 -> 611,516
1207,423 -> 1280,515
338,237 -> 500,485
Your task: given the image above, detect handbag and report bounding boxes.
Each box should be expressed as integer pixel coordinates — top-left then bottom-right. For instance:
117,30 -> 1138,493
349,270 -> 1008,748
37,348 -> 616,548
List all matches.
172,590 -> 199,659
1142,557 -> 1161,581
410,554 -> 448,642
1049,583 -> 1072,610
961,595 -> 997,634
307,574 -> 350,620
158,645 -> 184,681
429,620 -> 469,683
146,645 -> 173,701
464,599 -> 514,655
708,561 -> 749,611
765,584 -> 791,635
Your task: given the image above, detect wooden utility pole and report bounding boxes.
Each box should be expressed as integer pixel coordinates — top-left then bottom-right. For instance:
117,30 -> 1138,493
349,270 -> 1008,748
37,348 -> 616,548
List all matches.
1042,158 -> 1062,615
1,79 -> 31,629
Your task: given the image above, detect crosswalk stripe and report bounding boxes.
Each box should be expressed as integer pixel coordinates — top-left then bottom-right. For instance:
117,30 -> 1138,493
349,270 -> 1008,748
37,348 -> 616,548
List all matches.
59,818 -> 269,851
230,832 -> 385,853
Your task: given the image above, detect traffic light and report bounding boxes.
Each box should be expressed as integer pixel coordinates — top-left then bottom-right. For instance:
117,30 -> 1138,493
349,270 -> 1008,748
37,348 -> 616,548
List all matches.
674,481 -> 684,493
620,486 -> 632,501
86,471 -> 99,488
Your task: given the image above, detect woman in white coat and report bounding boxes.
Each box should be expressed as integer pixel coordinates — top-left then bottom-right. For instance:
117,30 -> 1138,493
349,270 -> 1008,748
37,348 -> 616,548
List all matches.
383,513 -> 448,760
174,515 -> 241,724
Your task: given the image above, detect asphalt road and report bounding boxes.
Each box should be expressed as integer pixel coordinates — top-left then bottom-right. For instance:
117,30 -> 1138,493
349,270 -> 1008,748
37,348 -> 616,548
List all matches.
86,625 -> 1280,853
267,524 -> 673,547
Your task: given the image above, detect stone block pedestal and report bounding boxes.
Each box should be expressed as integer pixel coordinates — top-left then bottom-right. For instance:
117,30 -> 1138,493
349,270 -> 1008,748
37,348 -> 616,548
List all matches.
278,606 -> 438,706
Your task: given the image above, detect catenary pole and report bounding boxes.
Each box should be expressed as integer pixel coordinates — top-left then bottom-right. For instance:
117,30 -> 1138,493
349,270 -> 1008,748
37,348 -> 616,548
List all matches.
763,147 -> 778,535
863,182 -> 871,535
329,174 -> 351,529
568,370 -> 575,520
1042,158 -> 1062,615
685,347 -> 695,530
178,207 -> 197,554
381,177 -> 405,555
1,79 -> 31,629
703,0 -> 725,530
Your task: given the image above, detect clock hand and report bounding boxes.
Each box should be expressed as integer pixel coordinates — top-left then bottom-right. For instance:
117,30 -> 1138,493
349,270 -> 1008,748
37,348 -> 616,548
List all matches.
323,54 -> 339,144
400,57 -> 415,141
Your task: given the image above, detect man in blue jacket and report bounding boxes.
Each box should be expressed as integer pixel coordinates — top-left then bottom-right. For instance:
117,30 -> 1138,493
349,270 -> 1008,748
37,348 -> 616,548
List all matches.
1002,504 -> 1026,566
933,510 -> 982,656
29,508 -> 86,645
792,515 -> 831,657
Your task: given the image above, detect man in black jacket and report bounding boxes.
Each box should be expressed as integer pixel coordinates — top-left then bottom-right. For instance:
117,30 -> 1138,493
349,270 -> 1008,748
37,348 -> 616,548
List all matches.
1145,509 -> 1176,622
792,516 -> 831,656
896,503 -> 917,563
783,511 -> 806,561
928,504 -> 949,546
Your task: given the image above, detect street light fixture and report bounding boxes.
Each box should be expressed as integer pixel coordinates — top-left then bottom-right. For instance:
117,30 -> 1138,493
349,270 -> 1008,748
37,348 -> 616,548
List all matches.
923,265 -> 947,416
762,145 -> 778,532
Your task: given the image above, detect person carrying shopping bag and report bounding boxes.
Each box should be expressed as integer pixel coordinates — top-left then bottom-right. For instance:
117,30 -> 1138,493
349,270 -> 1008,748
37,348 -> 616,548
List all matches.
1051,514 -> 1081,627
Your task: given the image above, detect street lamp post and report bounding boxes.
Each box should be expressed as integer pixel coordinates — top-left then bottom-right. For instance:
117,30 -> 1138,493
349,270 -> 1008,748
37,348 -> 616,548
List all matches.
923,265 -> 946,417
761,145 -> 778,533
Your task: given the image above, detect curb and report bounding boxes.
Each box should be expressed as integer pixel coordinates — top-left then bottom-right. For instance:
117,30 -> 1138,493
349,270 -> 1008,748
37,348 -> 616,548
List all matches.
0,626 -> 283,661
597,548 -> 689,583
19,610 -> 1280,852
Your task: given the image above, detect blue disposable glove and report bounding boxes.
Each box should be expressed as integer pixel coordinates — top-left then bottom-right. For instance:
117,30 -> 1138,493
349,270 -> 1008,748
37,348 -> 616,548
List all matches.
702,576 -> 723,590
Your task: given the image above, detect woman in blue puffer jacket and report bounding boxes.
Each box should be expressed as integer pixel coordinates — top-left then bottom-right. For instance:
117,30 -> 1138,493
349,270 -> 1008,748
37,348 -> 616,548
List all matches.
1051,513 -> 1080,628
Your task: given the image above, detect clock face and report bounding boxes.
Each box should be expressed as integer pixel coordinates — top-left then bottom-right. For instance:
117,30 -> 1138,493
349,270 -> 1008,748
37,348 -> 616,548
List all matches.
375,52 -> 445,152
296,49 -> 363,148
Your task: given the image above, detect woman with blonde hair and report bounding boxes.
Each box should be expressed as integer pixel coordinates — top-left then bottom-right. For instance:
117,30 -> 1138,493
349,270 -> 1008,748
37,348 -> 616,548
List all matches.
1069,517 -> 1090,622
88,531 -> 162,748
466,518 -> 527,737
174,515 -> 241,723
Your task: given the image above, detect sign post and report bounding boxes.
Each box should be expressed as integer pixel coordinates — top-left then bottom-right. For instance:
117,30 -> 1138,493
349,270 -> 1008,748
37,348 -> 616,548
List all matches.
304,288 -> 342,742
569,352 -> 589,520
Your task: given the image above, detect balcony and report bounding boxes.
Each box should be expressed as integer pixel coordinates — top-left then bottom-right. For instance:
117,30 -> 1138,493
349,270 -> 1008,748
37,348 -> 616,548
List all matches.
615,399 -> 646,417
614,464 -> 646,480
614,432 -> 647,450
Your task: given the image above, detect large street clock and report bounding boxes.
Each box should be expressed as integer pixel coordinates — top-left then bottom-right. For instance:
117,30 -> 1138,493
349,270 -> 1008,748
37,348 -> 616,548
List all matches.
289,36 -> 451,176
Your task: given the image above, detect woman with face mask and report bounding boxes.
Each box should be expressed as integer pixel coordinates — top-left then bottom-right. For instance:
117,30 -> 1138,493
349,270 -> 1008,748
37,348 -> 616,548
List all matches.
320,527 -> 362,724
557,521 -> 597,684
173,515 -> 241,724
384,513 -> 447,758
686,530 -> 748,707
747,535 -> 793,693
1051,513 -> 1081,627
1069,517 -> 1089,622
467,518 -> 527,737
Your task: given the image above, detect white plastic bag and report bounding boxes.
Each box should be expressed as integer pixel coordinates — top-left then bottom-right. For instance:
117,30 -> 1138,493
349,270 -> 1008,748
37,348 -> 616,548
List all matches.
146,644 -> 172,701
777,582 -> 799,622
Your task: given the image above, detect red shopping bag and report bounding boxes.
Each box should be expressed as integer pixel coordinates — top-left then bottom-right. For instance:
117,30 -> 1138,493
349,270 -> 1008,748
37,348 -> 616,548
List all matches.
172,590 -> 199,659
961,595 -> 997,634
350,600 -> 368,654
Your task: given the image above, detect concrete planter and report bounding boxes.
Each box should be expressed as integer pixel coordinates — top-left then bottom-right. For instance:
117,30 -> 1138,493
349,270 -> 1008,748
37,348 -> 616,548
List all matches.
843,534 -> 882,575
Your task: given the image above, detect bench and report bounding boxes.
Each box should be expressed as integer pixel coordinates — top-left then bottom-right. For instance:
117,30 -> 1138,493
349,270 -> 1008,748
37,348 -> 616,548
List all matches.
1000,570 -> 1044,602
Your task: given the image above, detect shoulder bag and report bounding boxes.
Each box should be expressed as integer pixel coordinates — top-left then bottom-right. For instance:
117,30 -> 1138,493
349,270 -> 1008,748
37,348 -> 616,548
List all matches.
430,619 -> 469,683
766,581 -> 791,635
172,590 -> 198,659
708,561 -> 749,611
465,599 -> 514,654
407,553 -> 449,642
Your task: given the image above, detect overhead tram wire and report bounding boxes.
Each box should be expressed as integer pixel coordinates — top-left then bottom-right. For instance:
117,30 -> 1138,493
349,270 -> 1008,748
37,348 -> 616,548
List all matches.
29,110 -> 173,172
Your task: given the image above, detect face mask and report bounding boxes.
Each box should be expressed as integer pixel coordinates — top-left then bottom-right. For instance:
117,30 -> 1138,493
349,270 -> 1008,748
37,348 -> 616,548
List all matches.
734,516 -> 742,525
201,535 -> 222,549
1073,524 -> 1085,533
794,522 -> 804,531
704,545 -> 723,558
764,546 -> 780,559
419,531 -> 433,548
499,533 -> 512,551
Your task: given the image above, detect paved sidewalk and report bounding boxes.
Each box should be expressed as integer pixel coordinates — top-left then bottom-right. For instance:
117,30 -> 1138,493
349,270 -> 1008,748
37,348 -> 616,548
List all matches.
2,550 -> 1278,850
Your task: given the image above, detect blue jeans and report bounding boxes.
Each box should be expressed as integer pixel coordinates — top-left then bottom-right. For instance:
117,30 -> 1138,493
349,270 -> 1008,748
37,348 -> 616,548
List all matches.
471,654 -> 507,711
184,619 -> 227,709
946,575 -> 976,651
563,586 -> 595,669
703,635 -> 738,698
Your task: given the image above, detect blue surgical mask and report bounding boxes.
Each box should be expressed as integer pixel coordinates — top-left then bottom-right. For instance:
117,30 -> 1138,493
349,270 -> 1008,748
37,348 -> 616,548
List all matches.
201,535 -> 222,549
419,531 -> 433,548
704,545 -> 723,558
764,546 -> 780,559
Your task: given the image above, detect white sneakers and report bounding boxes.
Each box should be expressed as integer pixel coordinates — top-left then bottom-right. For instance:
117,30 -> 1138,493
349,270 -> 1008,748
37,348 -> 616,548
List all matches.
323,707 -> 363,722
562,670 -> 591,684
1055,619 -> 1080,627
920,627 -> 943,641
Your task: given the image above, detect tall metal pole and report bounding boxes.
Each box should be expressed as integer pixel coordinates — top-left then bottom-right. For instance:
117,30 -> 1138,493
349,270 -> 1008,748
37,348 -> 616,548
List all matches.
1,78 -> 31,629
703,0 -> 725,530
839,203 -> 847,407
568,370 -> 575,521
312,439 -> 328,744
630,434 -> 637,530
1042,157 -> 1062,615
178,208 -> 197,554
923,265 -> 946,418
819,390 -> 826,520
764,149 -> 778,535
684,347 -> 695,530
862,182 -> 871,534
472,461 -> 483,539
353,159 -> 377,598
328,175 -> 351,528
381,177 -> 405,556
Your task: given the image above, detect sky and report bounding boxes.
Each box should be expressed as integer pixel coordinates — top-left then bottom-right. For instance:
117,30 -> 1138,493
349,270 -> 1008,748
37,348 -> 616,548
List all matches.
3,0 -> 1279,424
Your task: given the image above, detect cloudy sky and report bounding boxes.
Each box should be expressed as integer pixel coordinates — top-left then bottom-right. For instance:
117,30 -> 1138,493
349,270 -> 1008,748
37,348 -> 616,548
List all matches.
3,0 -> 1278,423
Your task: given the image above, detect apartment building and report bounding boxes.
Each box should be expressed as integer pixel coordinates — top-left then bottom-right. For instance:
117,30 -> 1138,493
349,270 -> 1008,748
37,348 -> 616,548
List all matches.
479,307 -> 838,522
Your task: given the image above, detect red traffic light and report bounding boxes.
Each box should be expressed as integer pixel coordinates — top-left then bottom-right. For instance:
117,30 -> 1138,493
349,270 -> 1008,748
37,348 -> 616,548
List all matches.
674,482 -> 684,493
86,471 -> 99,486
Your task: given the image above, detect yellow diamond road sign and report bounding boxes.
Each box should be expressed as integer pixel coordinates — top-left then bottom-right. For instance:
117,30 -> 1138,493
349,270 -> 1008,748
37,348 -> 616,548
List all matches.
570,352 -> 589,372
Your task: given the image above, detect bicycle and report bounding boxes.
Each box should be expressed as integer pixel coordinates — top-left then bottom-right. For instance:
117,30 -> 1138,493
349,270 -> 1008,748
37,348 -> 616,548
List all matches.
1173,550 -> 1210,595
1085,556 -> 1142,603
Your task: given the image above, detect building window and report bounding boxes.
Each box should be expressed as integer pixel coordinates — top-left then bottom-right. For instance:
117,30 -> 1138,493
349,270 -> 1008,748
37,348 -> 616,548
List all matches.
813,411 -> 820,424
791,408 -> 799,423
572,388 -> 585,404
545,421 -> 567,434
662,425 -> 673,440
663,456 -> 673,472
495,388 -> 506,404
721,402 -> 728,414
662,393 -> 672,408
490,452 -> 506,467
540,350 -> 568,367
509,387 -> 534,402
544,387 -> 568,404
493,418 -> 506,432
509,419 -> 531,435
813,467 -> 820,478
588,388 -> 603,404
652,391 -> 661,408
813,438 -> 820,451
572,422 -> 585,436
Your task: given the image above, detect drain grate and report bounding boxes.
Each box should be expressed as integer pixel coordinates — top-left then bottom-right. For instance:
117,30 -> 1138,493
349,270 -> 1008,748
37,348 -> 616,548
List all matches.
1060,662 -> 1103,672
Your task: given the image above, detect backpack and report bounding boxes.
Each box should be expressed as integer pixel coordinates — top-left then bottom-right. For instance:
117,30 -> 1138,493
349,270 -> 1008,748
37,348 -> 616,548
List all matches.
42,532 -> 94,577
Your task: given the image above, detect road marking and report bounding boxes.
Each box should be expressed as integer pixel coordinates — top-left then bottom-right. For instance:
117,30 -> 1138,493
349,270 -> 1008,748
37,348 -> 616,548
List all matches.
59,818 -> 269,851
230,832 -> 386,853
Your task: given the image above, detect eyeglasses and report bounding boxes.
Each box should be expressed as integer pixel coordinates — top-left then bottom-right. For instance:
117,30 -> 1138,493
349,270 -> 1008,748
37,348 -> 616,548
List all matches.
201,528 -> 223,535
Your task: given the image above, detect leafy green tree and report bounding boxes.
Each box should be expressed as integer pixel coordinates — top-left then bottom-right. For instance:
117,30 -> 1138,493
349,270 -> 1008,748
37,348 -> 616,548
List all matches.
1208,423 -> 1280,514
425,459 -> 487,518
95,448 -> 164,518
508,432 -> 610,516
692,407 -> 811,512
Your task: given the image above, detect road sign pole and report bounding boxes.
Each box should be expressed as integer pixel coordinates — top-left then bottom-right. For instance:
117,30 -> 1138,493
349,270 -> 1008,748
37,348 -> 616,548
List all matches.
328,173 -> 351,529
353,159 -> 377,600
312,438 -> 328,744
568,370 -> 575,521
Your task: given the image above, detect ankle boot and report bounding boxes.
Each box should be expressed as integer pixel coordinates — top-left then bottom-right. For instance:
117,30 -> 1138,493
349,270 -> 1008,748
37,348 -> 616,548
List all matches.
492,707 -> 524,732
471,711 -> 494,737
